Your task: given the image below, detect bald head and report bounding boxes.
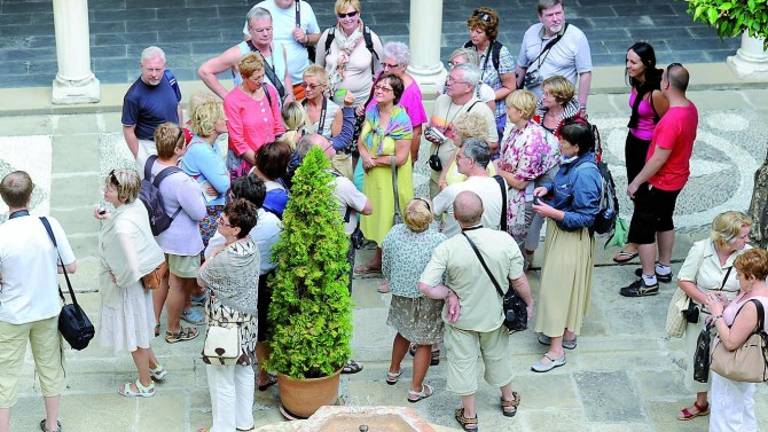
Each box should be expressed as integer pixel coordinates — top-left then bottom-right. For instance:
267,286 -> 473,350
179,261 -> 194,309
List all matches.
454,191 -> 484,227
664,64 -> 689,92
296,133 -> 334,160
0,170 -> 33,208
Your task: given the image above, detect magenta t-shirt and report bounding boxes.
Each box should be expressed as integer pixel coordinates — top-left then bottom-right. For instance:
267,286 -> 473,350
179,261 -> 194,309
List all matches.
367,80 -> 427,129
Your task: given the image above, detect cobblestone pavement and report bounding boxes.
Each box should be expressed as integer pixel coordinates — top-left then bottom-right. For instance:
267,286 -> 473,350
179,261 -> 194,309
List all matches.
2,86 -> 768,431
0,0 -> 740,87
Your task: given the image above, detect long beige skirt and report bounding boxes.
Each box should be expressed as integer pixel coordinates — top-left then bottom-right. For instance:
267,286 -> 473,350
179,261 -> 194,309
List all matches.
534,220 -> 595,337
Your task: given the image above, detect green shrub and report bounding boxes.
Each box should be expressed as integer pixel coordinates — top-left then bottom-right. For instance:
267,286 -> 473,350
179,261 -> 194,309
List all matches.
684,0 -> 768,49
267,147 -> 353,379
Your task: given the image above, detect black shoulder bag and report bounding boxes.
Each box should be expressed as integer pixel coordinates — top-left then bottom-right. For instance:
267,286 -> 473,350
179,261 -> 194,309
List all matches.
40,217 -> 95,351
461,231 -> 527,332
391,157 -> 403,225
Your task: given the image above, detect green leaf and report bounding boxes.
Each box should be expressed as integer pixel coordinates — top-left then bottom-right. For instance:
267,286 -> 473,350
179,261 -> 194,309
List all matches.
707,7 -> 719,25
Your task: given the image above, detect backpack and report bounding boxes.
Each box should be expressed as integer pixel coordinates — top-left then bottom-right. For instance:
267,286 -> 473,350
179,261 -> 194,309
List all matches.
139,155 -> 183,236
590,125 -> 619,237
324,25 -> 378,74
463,40 -> 502,76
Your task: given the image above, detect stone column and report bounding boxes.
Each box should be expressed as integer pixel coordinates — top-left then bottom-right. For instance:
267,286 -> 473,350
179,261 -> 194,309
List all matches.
407,0 -> 447,95
727,32 -> 768,80
51,0 -> 100,104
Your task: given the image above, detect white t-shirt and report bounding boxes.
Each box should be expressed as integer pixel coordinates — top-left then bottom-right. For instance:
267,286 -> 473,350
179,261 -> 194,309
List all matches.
0,215 -> 76,324
205,208 -> 283,275
333,174 -> 368,234
243,0 -> 320,83
517,23 -> 592,98
433,176 -> 503,238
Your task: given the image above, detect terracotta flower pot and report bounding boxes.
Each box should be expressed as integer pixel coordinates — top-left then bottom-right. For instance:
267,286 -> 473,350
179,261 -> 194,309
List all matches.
277,369 -> 342,419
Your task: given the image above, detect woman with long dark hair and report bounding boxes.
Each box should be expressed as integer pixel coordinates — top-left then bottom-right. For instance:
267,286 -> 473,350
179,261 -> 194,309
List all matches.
613,42 -> 669,264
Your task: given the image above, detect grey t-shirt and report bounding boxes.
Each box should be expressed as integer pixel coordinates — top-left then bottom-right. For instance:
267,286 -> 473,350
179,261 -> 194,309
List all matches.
517,23 -> 592,98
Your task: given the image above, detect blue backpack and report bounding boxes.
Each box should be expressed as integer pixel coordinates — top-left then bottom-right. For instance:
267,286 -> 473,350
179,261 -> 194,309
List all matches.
139,155 -> 182,236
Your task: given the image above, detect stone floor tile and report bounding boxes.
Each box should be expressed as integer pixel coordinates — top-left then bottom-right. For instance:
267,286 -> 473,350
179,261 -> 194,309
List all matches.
509,374 -> 581,410
573,370 -> 646,422
520,408 -> 588,432
644,399 -> 712,431
135,392 -> 186,432
59,393 -> 137,431
53,113 -> 102,135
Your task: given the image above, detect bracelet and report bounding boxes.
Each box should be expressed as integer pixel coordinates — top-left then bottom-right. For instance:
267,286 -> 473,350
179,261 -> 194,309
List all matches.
713,315 -> 723,322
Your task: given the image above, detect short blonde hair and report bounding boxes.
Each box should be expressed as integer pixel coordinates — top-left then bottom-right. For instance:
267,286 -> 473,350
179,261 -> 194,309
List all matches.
282,101 -> 307,133
303,64 -> 329,86
453,111 -> 490,143
188,92 -> 217,122
335,0 -> 361,15
404,198 -> 433,232
239,53 -> 264,80
542,76 -> 575,105
190,100 -> 225,138
107,169 -> 141,204
710,211 -> 752,248
505,89 -> 537,120
154,122 -> 185,159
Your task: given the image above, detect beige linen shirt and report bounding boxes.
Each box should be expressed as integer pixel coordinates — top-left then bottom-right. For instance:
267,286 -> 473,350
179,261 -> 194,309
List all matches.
678,239 -> 751,310
419,227 -> 524,332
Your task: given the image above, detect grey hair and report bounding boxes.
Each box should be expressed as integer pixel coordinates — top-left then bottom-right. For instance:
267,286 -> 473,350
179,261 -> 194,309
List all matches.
247,6 -> 272,23
141,46 -> 166,63
295,134 -> 316,159
453,63 -> 481,88
383,41 -> 410,66
460,138 -> 491,169
449,47 -> 480,66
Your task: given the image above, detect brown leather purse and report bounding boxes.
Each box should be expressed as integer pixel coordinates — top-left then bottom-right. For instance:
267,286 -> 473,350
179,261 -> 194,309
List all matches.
141,261 -> 168,290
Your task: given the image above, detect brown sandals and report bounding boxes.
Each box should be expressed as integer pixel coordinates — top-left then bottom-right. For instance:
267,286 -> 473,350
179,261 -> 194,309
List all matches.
454,408 -> 478,431
501,392 -> 521,417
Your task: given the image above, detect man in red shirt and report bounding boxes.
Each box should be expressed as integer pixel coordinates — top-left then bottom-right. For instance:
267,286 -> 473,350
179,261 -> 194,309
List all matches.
620,63 -> 698,297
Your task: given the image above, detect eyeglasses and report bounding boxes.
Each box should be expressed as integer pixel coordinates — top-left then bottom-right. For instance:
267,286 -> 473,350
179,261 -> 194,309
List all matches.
446,76 -> 469,85
374,84 -> 393,92
381,62 -> 400,69
301,82 -> 323,90
217,215 -> 232,228
337,10 -> 358,19
413,197 -> 431,212
472,9 -> 492,23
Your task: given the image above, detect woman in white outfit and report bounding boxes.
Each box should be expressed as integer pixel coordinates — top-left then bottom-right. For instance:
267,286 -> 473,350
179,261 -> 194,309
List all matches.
96,169 -> 168,398
704,248 -> 768,432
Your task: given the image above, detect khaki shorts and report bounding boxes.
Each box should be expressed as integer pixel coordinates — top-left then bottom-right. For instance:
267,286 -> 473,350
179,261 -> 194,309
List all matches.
166,253 -> 200,279
444,324 -> 513,396
0,316 -> 65,408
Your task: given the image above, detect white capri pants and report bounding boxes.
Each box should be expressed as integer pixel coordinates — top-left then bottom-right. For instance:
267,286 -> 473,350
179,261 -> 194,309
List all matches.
206,364 -> 255,432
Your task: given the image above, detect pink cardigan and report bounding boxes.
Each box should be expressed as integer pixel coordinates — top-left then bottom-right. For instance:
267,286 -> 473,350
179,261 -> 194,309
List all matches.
224,85 -> 285,156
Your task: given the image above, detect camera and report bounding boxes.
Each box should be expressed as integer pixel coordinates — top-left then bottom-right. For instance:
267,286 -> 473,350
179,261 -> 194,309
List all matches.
424,126 -> 448,144
524,70 -> 542,88
428,154 -> 443,171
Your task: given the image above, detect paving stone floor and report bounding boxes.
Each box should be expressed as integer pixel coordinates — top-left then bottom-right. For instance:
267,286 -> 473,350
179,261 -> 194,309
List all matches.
0,0 -> 741,87
2,87 -> 768,430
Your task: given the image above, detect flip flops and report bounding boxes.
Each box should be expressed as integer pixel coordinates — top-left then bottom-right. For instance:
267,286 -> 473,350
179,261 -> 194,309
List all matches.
613,249 -> 638,263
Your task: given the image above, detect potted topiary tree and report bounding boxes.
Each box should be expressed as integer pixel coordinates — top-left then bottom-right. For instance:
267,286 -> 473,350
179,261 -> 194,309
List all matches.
684,0 -> 768,78
267,146 -> 353,419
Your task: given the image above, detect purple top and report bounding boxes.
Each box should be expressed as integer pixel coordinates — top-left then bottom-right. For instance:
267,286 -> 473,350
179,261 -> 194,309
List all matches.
628,88 -> 658,141
151,161 -> 207,256
367,79 -> 427,129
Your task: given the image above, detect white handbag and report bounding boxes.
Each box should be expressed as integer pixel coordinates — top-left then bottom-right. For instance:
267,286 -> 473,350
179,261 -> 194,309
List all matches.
203,322 -> 241,366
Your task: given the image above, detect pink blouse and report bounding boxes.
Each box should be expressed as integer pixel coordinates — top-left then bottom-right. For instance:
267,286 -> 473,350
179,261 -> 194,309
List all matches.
723,295 -> 768,328
224,85 -> 285,156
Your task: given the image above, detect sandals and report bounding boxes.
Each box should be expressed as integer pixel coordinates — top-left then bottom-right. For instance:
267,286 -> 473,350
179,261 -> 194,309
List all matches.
613,249 -> 638,263
181,307 -> 205,325
407,383 -> 433,403
39,420 -> 61,432
678,401 -> 710,421
386,369 -> 402,385
165,327 -> 199,344
154,324 -> 161,337
454,407 -> 478,431
537,333 -> 577,350
377,282 -> 390,293
501,392 -> 521,417
531,352 -> 566,373
408,344 -> 440,365
118,379 -> 156,398
150,364 -> 168,381
342,359 -> 364,374
353,263 -> 381,275
257,374 -> 277,391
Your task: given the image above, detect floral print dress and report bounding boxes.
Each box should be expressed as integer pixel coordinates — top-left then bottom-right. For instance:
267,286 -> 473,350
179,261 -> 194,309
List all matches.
498,120 -> 560,240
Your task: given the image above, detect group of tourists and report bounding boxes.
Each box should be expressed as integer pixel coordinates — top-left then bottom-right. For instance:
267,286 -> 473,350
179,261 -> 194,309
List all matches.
1,1 -> 766,432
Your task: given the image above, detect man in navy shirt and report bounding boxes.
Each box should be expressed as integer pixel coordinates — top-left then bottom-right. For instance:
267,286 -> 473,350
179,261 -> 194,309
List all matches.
122,46 -> 183,160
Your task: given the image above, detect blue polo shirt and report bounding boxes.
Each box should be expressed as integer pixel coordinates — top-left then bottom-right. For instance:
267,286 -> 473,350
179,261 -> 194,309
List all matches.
121,70 -> 182,140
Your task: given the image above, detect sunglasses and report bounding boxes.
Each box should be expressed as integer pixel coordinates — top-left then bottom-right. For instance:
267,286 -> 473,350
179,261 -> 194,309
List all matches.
413,197 -> 432,212
108,170 -> 120,187
472,9 -> 492,23
337,10 -> 358,19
